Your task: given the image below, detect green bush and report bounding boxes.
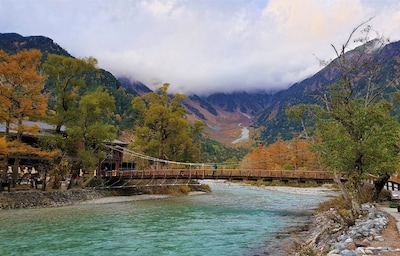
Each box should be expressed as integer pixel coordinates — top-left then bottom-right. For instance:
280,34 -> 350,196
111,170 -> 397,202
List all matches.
378,189 -> 392,202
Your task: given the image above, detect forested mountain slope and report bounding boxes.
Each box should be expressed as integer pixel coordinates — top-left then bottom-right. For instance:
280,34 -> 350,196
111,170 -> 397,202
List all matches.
3,33 -> 398,147
254,40 -> 400,144
0,33 -> 138,132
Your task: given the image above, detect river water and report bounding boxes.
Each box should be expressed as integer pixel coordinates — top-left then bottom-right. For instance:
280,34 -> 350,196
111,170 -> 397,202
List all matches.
0,182 -> 334,256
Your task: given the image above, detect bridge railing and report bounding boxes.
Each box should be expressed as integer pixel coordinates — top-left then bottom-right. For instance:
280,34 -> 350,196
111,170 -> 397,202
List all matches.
103,169 -> 337,182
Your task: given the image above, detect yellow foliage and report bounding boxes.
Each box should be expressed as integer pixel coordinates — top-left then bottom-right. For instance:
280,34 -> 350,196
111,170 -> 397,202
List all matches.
7,140 -> 60,159
240,136 -> 321,171
0,49 -> 48,139
0,136 -> 8,155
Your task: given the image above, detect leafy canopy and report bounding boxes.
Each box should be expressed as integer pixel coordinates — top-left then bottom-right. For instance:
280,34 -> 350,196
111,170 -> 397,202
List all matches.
43,54 -> 98,133
131,83 -> 202,164
67,87 -> 117,172
287,21 -> 400,213
0,49 -> 60,181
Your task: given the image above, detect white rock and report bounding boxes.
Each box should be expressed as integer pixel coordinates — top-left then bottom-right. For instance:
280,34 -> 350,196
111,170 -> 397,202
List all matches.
364,249 -> 374,254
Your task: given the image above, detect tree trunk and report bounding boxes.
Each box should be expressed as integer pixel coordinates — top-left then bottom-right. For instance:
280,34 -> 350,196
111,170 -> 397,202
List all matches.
334,172 -> 360,221
373,173 -> 390,202
12,155 -> 20,188
42,169 -> 47,191
56,123 -> 62,134
334,172 -> 351,202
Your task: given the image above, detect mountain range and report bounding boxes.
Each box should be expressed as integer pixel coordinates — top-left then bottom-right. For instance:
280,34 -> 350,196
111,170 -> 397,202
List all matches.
255,39 -> 400,143
1,33 -> 399,146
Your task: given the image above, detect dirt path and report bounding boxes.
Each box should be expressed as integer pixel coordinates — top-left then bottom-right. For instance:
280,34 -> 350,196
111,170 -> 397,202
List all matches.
362,213 -> 400,255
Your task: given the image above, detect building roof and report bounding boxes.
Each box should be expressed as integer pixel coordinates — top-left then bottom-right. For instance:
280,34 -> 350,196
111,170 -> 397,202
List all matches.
108,139 -> 129,146
0,120 -> 65,134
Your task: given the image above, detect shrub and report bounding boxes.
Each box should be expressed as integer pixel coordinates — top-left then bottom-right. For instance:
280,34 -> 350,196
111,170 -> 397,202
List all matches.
287,241 -> 320,256
317,195 -> 351,213
378,189 -> 392,202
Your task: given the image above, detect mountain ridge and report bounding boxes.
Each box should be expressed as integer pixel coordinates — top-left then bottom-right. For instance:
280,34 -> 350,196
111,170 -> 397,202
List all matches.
0,33 -> 72,58
255,40 -> 400,143
1,33 -> 399,147
0,33 -> 139,132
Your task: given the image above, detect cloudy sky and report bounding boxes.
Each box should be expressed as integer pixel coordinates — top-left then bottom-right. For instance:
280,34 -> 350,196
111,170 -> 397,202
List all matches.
1,0 -> 400,95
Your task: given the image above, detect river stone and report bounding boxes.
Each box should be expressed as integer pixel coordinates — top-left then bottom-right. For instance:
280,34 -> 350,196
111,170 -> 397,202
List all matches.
333,243 -> 346,252
344,237 -> 353,244
341,249 -> 356,256
328,249 -> 340,255
355,247 -> 365,254
363,248 -> 374,254
374,235 -> 384,241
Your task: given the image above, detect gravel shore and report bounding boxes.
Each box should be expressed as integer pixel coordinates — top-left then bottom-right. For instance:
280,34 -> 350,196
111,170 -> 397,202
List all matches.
198,179 -> 340,196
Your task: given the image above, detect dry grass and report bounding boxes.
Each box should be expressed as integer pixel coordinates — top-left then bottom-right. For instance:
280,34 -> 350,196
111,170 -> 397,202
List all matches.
240,179 -> 324,188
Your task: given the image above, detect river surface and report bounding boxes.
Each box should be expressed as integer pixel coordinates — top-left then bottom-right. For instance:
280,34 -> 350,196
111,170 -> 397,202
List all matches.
0,182 -> 334,256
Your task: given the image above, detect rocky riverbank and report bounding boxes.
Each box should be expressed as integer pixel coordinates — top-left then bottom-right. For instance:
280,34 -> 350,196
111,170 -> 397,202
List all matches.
0,189 -> 115,209
303,203 -> 400,255
0,183 -> 210,210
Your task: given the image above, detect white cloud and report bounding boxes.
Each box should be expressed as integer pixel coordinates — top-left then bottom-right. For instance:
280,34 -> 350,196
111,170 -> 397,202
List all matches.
0,0 -> 399,95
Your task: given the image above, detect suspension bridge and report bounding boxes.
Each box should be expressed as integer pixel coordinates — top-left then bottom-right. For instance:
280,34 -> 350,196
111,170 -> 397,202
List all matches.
93,145 -> 340,189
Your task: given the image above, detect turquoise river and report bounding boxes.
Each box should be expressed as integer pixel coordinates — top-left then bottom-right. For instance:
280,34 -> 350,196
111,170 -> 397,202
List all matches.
0,181 -> 335,256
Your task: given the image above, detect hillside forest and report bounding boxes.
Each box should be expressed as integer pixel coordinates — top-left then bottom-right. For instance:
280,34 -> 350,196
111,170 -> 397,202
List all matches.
0,46 -> 323,182
0,48 -> 249,184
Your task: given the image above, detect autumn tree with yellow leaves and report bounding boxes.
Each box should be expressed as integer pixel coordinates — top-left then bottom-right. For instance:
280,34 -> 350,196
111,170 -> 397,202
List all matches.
240,135 -> 321,171
0,49 -> 59,185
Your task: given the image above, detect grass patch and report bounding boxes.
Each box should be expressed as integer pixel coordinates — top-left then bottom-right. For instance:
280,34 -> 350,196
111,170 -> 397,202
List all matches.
317,195 -> 351,213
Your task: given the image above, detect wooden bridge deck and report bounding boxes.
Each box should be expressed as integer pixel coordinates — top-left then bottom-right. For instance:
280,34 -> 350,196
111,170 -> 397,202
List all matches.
102,169 -> 337,183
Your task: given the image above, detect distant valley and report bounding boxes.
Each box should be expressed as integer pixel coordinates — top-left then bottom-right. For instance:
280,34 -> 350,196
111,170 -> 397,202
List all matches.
121,77 -> 273,146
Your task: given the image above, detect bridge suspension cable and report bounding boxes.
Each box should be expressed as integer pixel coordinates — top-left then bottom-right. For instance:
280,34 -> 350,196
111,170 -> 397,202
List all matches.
109,145 -> 216,168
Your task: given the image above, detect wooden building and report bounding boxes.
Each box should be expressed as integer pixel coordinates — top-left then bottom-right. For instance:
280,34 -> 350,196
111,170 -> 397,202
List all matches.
98,139 -> 128,176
